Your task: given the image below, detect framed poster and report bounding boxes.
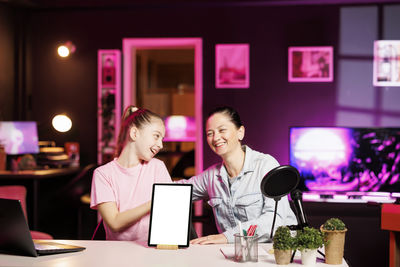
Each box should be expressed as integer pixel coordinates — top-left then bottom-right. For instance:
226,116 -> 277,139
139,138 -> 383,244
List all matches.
288,46 -> 333,82
215,44 -> 249,88
373,40 -> 400,87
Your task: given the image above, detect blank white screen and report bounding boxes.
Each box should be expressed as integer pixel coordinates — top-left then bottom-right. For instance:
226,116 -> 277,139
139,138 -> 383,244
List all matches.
149,184 -> 192,246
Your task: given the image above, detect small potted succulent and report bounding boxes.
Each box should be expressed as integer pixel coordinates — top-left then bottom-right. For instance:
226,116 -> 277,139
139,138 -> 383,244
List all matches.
294,226 -> 324,265
273,226 -> 295,265
320,218 -> 347,265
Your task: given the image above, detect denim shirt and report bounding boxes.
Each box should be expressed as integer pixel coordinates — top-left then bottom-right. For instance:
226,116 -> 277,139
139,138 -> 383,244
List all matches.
178,146 -> 297,243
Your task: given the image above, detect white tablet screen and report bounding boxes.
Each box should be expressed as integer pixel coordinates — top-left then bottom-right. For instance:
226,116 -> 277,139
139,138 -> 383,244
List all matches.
148,184 -> 193,247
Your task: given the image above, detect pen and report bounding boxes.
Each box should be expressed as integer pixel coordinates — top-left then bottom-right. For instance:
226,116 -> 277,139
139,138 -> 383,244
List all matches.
238,221 -> 247,261
247,225 -> 258,236
247,225 -> 254,236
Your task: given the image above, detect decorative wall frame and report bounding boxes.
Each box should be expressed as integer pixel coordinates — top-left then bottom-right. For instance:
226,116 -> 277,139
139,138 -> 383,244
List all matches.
373,40 -> 400,87
215,44 -> 249,88
288,46 -> 333,82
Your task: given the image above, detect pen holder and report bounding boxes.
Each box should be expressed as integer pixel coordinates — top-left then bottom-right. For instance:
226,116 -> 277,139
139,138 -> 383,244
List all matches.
234,234 -> 258,262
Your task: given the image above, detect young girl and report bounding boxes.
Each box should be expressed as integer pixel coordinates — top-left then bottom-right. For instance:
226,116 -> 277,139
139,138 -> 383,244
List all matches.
90,106 -> 172,242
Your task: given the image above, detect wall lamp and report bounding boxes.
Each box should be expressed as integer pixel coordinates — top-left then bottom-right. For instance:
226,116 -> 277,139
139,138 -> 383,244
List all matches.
52,114 -> 72,132
57,41 -> 76,58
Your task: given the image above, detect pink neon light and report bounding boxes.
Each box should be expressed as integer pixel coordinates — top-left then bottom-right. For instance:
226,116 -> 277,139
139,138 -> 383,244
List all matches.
122,38 -> 203,236
288,46 -> 334,82
164,116 -> 196,142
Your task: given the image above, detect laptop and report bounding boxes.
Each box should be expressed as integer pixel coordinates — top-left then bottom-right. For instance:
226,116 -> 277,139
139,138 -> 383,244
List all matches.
0,198 -> 86,257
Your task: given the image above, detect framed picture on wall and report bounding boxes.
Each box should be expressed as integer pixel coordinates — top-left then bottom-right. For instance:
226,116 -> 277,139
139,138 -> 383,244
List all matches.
373,40 -> 400,87
288,46 -> 333,82
215,44 -> 249,88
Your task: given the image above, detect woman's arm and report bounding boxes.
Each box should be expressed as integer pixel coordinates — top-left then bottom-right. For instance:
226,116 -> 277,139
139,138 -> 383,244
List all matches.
174,170 -> 210,200
97,201 -> 151,232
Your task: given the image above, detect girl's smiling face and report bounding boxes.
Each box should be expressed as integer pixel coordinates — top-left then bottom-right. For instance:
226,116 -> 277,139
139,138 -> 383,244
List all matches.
206,112 -> 244,158
133,118 -> 165,162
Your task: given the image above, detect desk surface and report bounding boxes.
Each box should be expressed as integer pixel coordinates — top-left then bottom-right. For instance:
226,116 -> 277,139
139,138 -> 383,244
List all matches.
0,240 -> 349,267
0,167 -> 80,179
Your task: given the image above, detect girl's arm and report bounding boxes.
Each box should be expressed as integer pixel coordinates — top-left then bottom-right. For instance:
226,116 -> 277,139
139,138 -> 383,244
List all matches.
97,201 -> 151,232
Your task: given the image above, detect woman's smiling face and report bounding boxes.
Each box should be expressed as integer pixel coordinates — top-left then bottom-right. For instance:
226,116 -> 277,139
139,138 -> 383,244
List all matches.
206,112 -> 244,158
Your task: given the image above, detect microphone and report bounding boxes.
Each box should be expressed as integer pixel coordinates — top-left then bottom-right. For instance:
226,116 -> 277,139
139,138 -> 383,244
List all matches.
290,189 -> 309,229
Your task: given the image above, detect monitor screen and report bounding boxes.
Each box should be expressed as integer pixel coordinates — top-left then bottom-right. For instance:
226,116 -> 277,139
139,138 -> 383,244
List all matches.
0,122 -> 39,155
289,127 -> 400,193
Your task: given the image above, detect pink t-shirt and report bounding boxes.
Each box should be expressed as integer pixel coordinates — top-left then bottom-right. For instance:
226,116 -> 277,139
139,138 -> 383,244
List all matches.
90,158 -> 172,242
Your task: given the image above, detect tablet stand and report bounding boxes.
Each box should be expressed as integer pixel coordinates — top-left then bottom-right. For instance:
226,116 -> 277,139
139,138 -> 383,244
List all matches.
156,244 -> 178,250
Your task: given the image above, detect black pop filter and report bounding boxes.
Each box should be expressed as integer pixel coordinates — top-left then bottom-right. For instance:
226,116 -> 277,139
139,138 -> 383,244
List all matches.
260,165 -> 300,240
260,165 -> 300,201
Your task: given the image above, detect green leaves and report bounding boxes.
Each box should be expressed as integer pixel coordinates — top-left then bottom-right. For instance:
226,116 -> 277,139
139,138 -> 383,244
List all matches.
273,226 -> 295,250
322,218 -> 346,231
295,227 -> 324,250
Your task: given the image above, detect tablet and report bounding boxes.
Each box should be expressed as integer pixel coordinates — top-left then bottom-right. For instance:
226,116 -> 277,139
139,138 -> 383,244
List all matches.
148,183 -> 193,248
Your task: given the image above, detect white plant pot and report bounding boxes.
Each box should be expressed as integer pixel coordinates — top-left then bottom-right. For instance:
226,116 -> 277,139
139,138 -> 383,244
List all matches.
300,248 -> 317,265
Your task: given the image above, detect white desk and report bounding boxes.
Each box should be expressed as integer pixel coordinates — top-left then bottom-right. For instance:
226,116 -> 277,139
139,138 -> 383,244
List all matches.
0,240 -> 349,267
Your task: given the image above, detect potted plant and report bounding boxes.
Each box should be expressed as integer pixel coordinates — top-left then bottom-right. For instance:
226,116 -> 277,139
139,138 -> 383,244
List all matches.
320,218 -> 347,265
294,226 -> 324,265
273,226 -> 295,265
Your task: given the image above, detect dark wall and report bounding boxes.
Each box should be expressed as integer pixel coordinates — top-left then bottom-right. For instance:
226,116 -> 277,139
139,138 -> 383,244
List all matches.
0,4 -> 16,120
26,5 -> 339,167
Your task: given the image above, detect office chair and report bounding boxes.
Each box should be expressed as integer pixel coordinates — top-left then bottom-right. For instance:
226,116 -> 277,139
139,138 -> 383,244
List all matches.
171,149 -> 195,180
53,163 -> 98,239
0,185 -> 53,239
91,219 -> 106,240
58,163 -> 97,204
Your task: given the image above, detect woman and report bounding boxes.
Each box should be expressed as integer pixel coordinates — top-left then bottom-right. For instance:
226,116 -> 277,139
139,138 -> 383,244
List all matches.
178,106 -> 297,244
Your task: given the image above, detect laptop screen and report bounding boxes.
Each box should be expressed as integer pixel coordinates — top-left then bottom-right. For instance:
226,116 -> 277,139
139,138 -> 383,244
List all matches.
0,121 -> 39,155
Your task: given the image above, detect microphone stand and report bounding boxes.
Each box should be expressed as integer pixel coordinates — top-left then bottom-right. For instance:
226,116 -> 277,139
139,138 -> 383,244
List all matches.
269,199 -> 279,240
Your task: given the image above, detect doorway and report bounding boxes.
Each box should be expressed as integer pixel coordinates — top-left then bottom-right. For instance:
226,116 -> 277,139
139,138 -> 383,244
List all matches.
122,38 -> 203,235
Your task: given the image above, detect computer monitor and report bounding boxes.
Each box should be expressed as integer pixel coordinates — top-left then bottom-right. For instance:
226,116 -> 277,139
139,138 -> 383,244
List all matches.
0,121 -> 39,155
289,127 -> 400,193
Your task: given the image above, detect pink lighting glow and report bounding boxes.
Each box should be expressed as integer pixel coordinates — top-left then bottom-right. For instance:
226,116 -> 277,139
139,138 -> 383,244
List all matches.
164,116 -> 195,142
294,129 -> 349,166
292,128 -> 352,191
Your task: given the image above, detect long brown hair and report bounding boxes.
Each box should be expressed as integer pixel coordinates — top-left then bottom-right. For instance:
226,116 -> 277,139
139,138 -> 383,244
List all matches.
115,106 -> 162,157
